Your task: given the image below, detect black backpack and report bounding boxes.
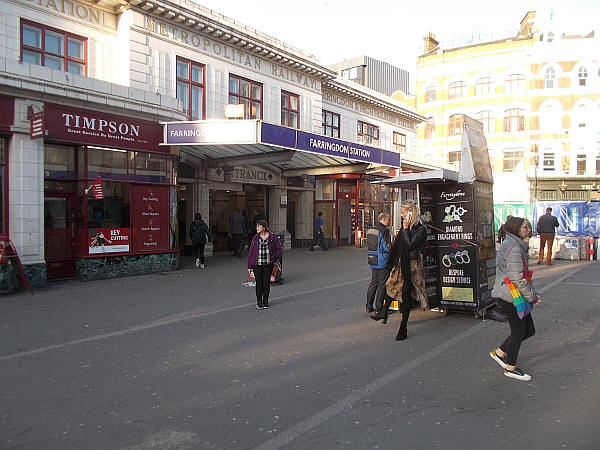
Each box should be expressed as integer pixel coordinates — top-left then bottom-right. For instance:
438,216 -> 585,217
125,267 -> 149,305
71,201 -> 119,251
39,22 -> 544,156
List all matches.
191,222 -> 207,245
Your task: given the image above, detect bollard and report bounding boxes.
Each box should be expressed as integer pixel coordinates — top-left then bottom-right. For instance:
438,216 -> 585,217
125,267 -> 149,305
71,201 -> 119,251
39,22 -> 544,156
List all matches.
587,236 -> 595,261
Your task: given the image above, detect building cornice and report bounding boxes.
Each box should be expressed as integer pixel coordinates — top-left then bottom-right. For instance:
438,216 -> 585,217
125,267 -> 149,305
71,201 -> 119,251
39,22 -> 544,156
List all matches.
121,0 -> 337,82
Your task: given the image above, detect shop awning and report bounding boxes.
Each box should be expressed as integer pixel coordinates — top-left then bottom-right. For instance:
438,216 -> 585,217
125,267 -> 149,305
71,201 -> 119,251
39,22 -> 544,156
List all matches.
372,168 -> 460,189
161,120 -> 404,174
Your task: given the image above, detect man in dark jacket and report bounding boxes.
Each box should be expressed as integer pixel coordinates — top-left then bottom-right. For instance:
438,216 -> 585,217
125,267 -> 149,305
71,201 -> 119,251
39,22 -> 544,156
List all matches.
229,209 -> 246,258
536,207 -> 559,265
365,213 -> 392,314
190,213 -> 211,268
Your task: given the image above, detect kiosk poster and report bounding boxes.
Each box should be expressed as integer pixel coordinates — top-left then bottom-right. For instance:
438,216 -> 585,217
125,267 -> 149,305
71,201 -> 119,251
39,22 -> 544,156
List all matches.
438,244 -> 476,305
458,115 -> 494,184
131,185 -> 169,252
435,184 -> 474,240
88,228 -> 130,254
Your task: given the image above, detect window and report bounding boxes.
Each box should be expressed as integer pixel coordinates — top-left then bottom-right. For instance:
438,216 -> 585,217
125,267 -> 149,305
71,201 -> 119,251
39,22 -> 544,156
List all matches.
322,110 -> 340,137
448,114 -> 463,136
448,151 -> 461,164
44,144 -> 76,179
357,121 -> 379,145
544,67 -> 556,88
503,151 -> 524,172
87,182 -> 130,229
21,20 -> 86,75
543,152 -> 555,171
503,109 -> 525,132
176,57 -> 205,120
424,118 -> 435,139
504,74 -> 525,92
577,154 -> 586,174
281,91 -> 299,129
539,102 -> 562,131
88,147 -> 127,181
448,81 -> 465,99
578,67 -> 588,86
475,77 -> 493,96
229,75 -> 262,119
393,132 -> 406,153
425,87 -> 436,102
475,110 -> 494,133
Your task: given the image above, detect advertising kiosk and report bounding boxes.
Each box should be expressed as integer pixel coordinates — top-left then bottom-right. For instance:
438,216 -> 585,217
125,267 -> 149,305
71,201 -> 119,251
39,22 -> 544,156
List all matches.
379,116 -> 496,317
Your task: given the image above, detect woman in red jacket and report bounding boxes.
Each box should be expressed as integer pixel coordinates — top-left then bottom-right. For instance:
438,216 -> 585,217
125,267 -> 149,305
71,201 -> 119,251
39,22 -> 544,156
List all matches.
247,220 -> 282,310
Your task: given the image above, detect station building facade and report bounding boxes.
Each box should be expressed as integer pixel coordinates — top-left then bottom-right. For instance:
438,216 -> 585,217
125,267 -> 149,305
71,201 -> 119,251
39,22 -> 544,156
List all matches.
0,0 -> 428,288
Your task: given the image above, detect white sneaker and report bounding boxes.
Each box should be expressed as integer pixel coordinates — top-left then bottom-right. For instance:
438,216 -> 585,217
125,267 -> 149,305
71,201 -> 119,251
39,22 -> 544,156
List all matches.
504,367 -> 532,381
195,258 -> 199,268
200,264 -> 205,269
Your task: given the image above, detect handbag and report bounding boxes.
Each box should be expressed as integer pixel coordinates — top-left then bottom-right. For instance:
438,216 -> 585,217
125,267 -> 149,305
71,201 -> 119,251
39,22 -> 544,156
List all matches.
503,277 -> 532,319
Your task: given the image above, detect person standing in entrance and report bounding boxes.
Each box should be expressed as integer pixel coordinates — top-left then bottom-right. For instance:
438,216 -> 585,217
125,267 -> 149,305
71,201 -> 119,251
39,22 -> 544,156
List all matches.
310,211 -> 328,251
229,208 -> 246,258
365,213 -> 392,314
189,213 -> 211,269
248,220 -> 282,309
536,207 -> 559,265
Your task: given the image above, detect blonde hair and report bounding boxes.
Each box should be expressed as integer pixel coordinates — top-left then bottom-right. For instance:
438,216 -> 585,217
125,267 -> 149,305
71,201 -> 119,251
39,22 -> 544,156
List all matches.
401,200 -> 421,229
378,212 -> 390,221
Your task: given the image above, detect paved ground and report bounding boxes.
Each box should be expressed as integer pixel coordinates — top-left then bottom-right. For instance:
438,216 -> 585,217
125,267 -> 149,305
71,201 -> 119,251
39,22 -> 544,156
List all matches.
1,248 -> 599,449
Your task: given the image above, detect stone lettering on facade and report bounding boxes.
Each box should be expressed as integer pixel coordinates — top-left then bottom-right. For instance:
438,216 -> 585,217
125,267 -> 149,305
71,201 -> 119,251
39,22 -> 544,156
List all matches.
21,0 -> 112,28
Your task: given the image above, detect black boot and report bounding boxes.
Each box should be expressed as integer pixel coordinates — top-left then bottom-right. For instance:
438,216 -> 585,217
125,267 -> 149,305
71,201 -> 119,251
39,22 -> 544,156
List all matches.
395,323 -> 407,341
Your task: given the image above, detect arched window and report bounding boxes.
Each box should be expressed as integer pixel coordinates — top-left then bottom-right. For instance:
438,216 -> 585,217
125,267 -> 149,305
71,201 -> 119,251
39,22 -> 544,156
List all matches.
539,101 -> 562,132
475,77 -> 494,96
504,74 -> 525,93
448,81 -> 465,99
424,118 -> 436,139
425,87 -> 436,102
503,109 -> 525,132
475,110 -> 494,133
578,67 -> 588,86
448,114 -> 463,136
544,67 -> 556,88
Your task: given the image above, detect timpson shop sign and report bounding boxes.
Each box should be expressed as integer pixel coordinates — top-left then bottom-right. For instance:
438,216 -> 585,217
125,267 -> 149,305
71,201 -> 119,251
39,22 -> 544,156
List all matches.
323,92 -> 416,131
141,15 -> 321,92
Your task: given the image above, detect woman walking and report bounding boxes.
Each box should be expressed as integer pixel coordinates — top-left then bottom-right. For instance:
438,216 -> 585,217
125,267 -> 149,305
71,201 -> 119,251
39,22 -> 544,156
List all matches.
371,200 -> 428,341
490,216 -> 541,381
247,220 -> 283,310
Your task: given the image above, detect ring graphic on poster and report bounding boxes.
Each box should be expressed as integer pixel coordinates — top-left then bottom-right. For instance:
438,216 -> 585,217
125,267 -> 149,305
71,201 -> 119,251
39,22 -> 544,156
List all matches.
443,205 -> 467,223
441,250 -> 471,267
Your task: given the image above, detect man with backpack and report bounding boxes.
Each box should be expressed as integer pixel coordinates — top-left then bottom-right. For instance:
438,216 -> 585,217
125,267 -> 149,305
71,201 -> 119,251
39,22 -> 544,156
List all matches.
365,213 -> 392,314
190,213 -> 211,268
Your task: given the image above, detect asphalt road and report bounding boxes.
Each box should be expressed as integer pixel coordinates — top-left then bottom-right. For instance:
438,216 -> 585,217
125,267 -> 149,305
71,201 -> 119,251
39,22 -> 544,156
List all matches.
1,249 -> 599,449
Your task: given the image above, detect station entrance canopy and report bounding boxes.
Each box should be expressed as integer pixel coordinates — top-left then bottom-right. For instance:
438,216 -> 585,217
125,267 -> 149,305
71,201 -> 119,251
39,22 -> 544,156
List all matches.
161,120 -> 401,173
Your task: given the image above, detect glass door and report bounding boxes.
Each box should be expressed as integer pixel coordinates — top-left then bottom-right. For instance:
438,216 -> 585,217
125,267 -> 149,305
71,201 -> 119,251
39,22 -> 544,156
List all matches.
44,194 -> 76,279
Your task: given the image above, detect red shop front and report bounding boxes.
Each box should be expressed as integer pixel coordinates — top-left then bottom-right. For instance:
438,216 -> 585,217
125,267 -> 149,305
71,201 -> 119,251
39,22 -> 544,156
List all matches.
42,103 -> 177,279
0,95 -> 13,240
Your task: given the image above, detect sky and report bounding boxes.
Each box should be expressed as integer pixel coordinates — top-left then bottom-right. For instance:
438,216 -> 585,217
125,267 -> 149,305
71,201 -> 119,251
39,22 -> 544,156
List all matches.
194,0 -> 599,93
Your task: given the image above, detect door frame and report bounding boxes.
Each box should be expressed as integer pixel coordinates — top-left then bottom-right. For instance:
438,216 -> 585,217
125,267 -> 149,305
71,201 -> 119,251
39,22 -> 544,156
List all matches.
44,192 -> 77,279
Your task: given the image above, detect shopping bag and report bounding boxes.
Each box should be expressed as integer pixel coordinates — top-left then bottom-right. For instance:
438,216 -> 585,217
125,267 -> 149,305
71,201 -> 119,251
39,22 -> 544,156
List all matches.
243,271 -> 256,287
503,277 -> 532,319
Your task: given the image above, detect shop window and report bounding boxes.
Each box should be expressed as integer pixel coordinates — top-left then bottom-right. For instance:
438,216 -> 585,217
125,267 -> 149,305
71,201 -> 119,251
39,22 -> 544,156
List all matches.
0,138 -> 5,234
135,152 -> 167,183
543,152 -> 555,171
176,57 -> 205,120
448,81 -> 465,99
578,67 -> 587,86
21,19 -> 86,75
503,150 -> 524,172
504,74 -> 525,93
322,110 -> 340,137
475,110 -> 494,134
503,109 -> 525,132
577,154 -> 586,174
393,132 -> 406,153
475,77 -> 493,96
357,121 -> 379,145
87,182 -> 130,228
544,67 -> 556,88
424,118 -> 435,139
425,87 -> 436,102
316,179 -> 335,200
281,91 -> 300,129
44,144 -> 76,179
228,75 -> 262,119
448,114 -> 463,136
87,147 -> 127,181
